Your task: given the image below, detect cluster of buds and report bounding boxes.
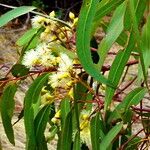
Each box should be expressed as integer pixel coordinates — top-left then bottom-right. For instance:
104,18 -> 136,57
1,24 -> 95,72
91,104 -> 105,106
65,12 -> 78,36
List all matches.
31,11 -> 78,46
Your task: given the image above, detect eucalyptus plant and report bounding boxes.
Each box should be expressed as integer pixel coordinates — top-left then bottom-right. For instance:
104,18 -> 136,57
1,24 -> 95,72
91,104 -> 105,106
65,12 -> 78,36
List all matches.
0,0 -> 150,150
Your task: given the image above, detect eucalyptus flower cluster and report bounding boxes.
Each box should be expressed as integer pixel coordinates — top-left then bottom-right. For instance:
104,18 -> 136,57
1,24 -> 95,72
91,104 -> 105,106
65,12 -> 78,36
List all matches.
21,11 -> 92,147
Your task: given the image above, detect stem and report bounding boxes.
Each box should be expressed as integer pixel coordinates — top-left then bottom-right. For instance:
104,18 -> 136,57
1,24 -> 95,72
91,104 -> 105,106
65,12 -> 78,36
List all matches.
73,86 -> 80,131
132,106 -> 150,113
0,67 -> 56,83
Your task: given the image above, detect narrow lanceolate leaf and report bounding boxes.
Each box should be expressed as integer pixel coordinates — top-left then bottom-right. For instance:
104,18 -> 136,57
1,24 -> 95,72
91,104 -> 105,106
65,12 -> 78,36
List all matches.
138,16 -> 150,81
16,28 -> 39,46
60,111 -> 72,150
97,1 -> 127,69
101,22 -> 128,47
136,0 -> 147,25
73,131 -> 80,150
76,0 -> 113,87
0,6 -> 36,27
104,32 -> 135,111
94,0 -> 125,21
99,123 -> 123,150
128,0 -> 149,90
118,87 -> 147,112
0,83 -> 17,145
24,73 -> 49,150
92,0 -> 125,33
108,87 -> 147,123
90,113 -> 105,150
34,105 -> 51,150
60,97 -> 70,127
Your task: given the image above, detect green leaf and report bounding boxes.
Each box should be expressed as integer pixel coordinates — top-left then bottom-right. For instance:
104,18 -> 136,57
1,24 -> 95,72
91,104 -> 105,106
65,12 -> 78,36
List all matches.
138,15 -> 150,81
95,0 -> 125,21
76,0 -> 113,87
50,44 -> 77,59
73,131 -> 80,150
19,27 -> 44,63
104,32 -> 135,110
34,104 -> 51,150
101,22 -> 128,47
11,64 -> 29,77
90,113 -> 105,150
0,6 -> 36,27
92,0 -> 125,33
128,0 -> 149,90
24,73 -> 49,150
108,87 -> 147,123
136,0 -> 147,25
60,97 -> 70,127
97,1 -> 127,69
99,123 -> 123,150
60,111 -> 72,150
120,87 -> 147,111
16,28 -> 39,46
73,80 -> 89,131
126,136 -> 141,150
0,83 -> 17,145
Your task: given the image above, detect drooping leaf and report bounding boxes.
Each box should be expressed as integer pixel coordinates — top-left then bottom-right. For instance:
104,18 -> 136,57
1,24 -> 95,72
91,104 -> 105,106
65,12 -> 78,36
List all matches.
97,1 -> 127,69
11,64 -> 29,77
60,111 -> 72,150
138,15 -> 150,81
120,87 -> 147,111
0,83 -> 17,145
16,28 -> 39,46
34,104 -> 51,150
19,27 -> 44,63
128,0 -> 148,89
60,97 -> 70,127
99,122 -> 123,150
92,0 -> 125,33
108,87 -> 147,123
101,22 -> 128,47
24,73 -> 49,150
76,0 -> 113,87
73,131 -> 80,150
95,0 -> 125,21
135,0 -> 147,25
90,113 -> 105,150
0,6 -> 36,27
104,32 -> 135,110
24,28 -> 43,51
